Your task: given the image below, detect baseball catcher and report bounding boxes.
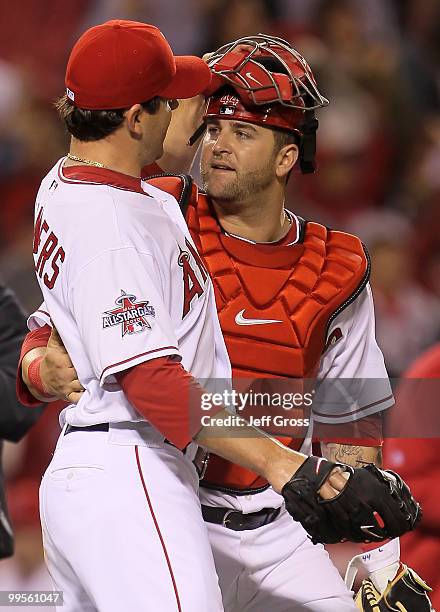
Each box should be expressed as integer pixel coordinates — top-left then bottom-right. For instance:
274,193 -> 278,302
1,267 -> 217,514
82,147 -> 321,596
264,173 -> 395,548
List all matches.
205,35 -> 421,544
203,35 -> 432,611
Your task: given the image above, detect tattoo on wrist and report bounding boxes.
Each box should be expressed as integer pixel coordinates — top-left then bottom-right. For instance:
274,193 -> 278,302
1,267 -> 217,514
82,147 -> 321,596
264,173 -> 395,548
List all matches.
322,443 -> 381,468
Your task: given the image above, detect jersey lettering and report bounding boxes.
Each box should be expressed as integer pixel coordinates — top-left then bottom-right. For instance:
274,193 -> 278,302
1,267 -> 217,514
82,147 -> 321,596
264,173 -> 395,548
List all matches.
33,207 -> 48,255
179,238 -> 207,318
34,213 -> 65,290
44,246 -> 65,289
185,238 -> 208,282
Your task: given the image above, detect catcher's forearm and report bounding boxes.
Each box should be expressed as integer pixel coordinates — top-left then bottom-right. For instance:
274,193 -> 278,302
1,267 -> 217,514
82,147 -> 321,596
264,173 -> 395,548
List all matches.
321,442 -> 382,468
156,96 -> 207,174
195,409 -> 307,492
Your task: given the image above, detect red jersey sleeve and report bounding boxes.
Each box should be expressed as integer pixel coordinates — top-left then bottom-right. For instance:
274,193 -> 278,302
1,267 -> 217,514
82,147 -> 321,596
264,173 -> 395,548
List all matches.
314,412 -> 383,447
116,357 -> 220,450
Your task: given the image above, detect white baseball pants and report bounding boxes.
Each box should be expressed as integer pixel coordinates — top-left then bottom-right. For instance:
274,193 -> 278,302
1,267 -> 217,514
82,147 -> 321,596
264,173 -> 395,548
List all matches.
206,505 -> 357,611
40,423 -> 223,611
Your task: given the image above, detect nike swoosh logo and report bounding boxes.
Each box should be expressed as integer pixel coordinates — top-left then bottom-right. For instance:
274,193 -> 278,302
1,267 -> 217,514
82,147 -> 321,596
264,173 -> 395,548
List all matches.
360,525 -> 382,539
245,72 -> 262,86
235,309 -> 283,326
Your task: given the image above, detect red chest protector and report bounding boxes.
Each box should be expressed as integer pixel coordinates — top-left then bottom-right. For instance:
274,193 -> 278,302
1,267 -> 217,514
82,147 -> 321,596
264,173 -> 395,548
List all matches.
147,175 -> 370,494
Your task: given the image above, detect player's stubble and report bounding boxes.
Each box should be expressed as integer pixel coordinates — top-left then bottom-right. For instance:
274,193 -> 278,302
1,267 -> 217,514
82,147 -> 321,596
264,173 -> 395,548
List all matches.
200,152 -> 276,207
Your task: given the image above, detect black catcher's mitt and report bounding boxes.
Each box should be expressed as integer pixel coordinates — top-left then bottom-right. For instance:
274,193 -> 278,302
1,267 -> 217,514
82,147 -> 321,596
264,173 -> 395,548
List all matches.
281,456 -> 421,544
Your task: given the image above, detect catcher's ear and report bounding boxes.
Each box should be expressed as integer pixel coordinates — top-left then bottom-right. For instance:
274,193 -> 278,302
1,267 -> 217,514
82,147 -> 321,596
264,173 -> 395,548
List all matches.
275,144 -> 298,180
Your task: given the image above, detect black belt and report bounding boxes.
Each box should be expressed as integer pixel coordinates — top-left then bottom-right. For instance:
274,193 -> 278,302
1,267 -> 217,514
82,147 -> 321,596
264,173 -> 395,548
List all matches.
63,424 -> 207,478
65,423 -> 109,435
65,424 -> 174,437
202,504 -> 280,531
65,424 -> 181,440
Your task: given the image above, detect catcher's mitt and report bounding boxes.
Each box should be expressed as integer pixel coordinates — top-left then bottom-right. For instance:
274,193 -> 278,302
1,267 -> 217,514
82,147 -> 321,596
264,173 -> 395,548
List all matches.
281,456 -> 421,544
355,564 -> 434,611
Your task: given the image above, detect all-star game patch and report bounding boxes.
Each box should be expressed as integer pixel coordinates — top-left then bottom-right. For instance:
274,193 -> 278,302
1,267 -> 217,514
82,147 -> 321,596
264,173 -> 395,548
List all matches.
103,290 -> 155,337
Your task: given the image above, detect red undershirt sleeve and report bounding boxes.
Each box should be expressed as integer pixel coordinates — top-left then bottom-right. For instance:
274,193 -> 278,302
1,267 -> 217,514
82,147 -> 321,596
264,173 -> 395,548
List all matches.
116,356 -> 219,450
314,412 -> 384,447
16,325 -> 52,407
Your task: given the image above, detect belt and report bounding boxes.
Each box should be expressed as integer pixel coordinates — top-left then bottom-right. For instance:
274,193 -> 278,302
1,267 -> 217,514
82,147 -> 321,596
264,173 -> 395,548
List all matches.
65,423 -> 109,435
63,424 -> 208,479
64,424 -> 184,445
201,504 -> 280,531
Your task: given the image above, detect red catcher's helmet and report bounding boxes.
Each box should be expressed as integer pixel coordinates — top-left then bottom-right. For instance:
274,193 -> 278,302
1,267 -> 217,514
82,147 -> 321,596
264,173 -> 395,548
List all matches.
203,34 -> 329,173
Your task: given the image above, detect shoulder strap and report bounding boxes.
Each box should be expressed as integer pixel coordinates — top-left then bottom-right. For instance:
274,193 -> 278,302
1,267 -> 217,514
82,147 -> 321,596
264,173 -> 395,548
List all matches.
296,215 -> 306,243
324,242 -> 371,337
146,173 -> 195,217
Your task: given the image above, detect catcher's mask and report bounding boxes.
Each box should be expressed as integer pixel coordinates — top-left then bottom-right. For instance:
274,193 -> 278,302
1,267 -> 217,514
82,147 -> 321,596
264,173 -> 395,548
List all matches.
201,34 -> 329,174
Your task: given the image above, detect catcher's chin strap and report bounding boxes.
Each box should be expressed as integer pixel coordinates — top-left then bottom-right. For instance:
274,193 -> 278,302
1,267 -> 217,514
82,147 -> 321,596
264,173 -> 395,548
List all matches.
188,122 -> 206,147
299,109 -> 319,174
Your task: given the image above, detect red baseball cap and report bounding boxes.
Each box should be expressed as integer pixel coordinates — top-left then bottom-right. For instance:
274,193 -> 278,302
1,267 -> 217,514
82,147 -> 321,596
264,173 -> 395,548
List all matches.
65,20 -> 211,109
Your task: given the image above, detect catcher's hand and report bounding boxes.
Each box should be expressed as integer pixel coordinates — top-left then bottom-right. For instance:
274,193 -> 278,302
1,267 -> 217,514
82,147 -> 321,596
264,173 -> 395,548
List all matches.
281,456 -> 421,544
355,564 -> 434,611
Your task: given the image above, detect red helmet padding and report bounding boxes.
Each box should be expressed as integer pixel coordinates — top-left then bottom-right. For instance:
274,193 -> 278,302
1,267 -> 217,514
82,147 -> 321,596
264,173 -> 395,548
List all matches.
205,90 -> 304,133
205,55 -> 296,105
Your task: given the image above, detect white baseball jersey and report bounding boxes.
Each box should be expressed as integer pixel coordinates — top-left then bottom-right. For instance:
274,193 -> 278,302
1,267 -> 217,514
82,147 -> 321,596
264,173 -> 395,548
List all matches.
32,159 -> 231,428
36,161 -> 228,611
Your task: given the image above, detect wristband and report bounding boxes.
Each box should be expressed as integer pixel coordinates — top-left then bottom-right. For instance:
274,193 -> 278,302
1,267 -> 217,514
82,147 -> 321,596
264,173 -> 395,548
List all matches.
360,538 -> 400,573
345,538 -> 400,590
27,356 -> 55,399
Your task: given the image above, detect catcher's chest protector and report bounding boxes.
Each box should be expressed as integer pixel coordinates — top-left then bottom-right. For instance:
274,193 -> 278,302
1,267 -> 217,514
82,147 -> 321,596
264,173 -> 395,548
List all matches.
147,176 -> 369,493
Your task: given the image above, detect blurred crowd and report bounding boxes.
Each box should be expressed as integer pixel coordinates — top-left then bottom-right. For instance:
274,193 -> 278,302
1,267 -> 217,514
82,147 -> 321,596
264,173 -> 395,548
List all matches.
1,0 -> 439,374
0,0 -> 439,600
